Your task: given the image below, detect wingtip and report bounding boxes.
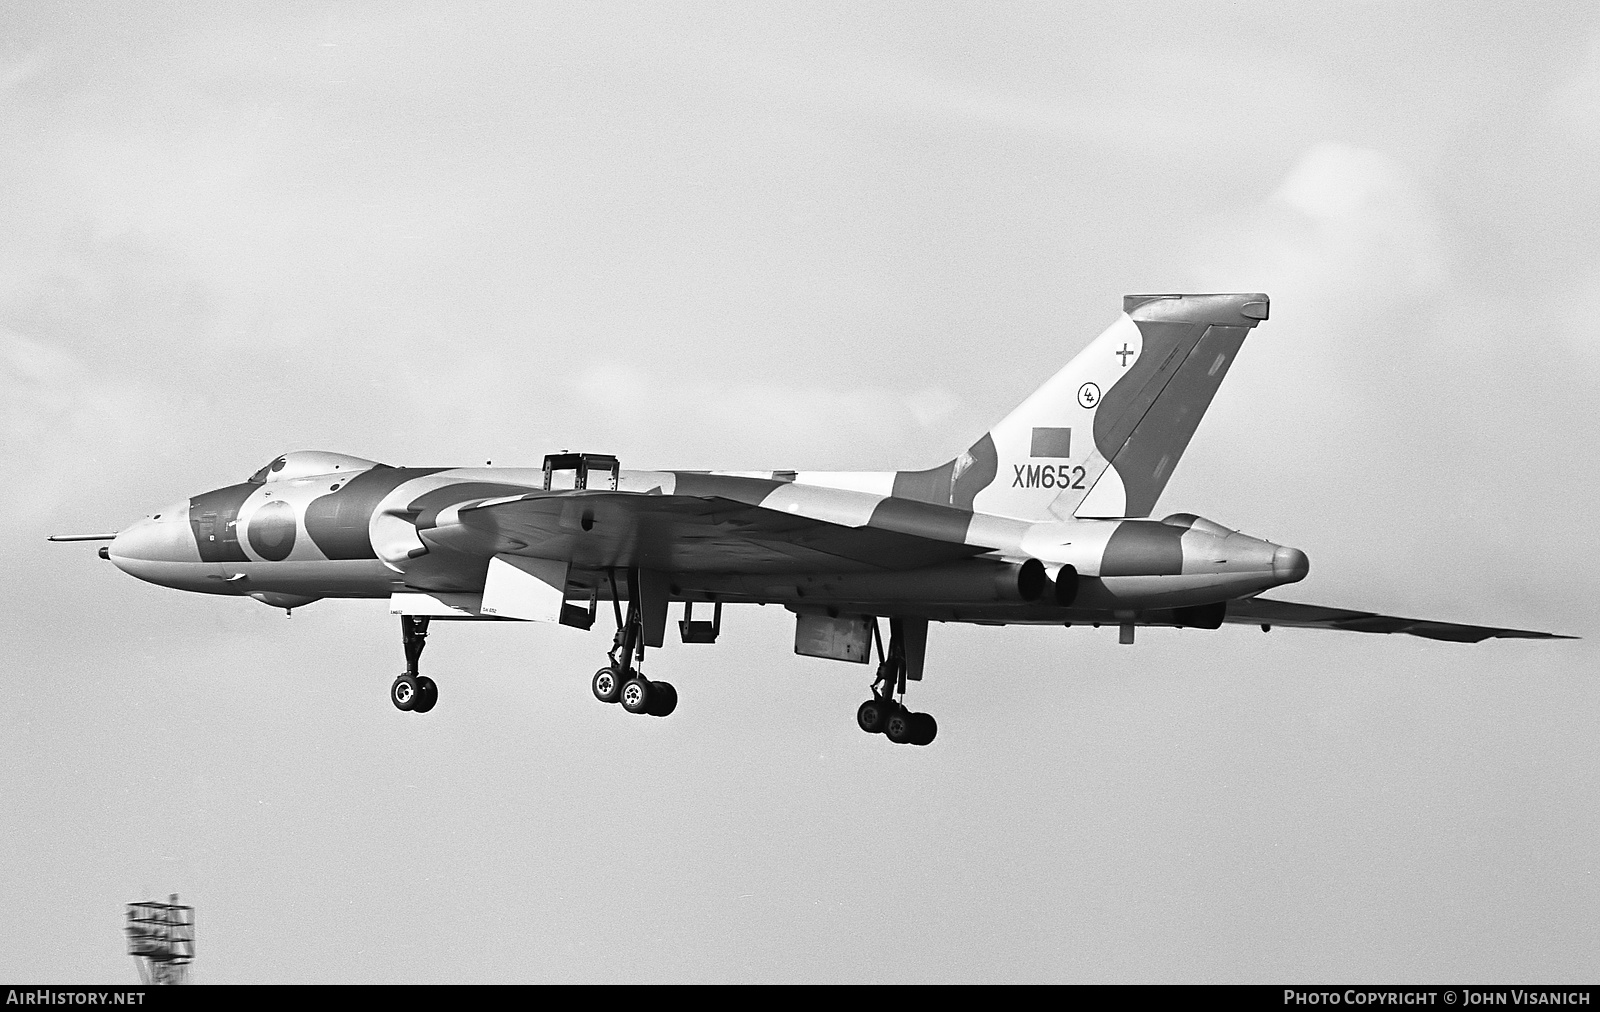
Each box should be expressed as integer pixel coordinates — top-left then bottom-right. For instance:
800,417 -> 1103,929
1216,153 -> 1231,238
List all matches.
1492,628 -> 1578,641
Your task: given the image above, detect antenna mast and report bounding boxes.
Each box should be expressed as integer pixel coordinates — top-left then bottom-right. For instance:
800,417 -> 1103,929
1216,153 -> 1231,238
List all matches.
125,894 -> 194,985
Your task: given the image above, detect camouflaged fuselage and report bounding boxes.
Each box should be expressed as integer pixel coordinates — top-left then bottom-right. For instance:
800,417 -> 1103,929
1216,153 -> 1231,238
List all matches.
80,292 -> 1568,646
109,456 -> 1308,625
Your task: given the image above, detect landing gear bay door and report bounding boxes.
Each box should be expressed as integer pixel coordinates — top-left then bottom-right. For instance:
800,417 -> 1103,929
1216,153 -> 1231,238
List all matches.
794,611 -> 874,663
481,555 -> 570,622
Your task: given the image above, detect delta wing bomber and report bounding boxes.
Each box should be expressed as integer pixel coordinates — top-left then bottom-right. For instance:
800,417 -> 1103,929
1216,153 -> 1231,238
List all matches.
53,293 -> 1569,745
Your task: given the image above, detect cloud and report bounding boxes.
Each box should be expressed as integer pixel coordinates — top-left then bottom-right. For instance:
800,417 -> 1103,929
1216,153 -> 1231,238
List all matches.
1176,140 -> 1599,624
0,328 -> 168,521
1555,274 -> 1600,374
1541,31 -> 1600,371
567,360 -> 963,468
0,48 -> 46,96
1206,142 -> 1446,309
1548,32 -> 1600,144
1181,141 -> 1449,464
902,385 -> 961,427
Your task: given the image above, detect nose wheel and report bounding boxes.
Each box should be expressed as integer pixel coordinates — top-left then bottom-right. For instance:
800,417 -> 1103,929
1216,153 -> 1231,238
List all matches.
390,672 -> 438,713
391,616 -> 440,714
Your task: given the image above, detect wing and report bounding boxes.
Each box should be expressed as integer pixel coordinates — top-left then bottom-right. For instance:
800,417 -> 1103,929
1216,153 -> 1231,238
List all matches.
1226,597 -> 1574,643
446,490 -> 987,574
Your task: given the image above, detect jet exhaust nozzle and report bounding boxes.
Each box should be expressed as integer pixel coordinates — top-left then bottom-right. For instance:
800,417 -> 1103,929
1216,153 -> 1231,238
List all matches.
1054,564 -> 1080,607
1017,558 -> 1048,602
1172,601 -> 1228,629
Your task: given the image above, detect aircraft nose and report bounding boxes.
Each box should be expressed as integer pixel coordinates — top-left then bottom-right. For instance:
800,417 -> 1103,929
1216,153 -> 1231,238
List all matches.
1273,545 -> 1310,583
108,510 -> 201,587
110,518 -> 168,563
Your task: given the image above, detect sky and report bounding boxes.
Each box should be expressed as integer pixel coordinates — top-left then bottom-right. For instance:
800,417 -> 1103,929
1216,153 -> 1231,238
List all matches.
2,2 -> 1597,984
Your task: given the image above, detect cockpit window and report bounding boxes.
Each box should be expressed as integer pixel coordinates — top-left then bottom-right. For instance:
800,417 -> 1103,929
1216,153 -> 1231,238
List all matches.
247,456 -> 288,484
248,451 -> 384,484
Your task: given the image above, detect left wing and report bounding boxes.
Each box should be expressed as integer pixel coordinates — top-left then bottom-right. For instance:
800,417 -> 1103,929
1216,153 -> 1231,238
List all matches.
1226,597 -> 1574,643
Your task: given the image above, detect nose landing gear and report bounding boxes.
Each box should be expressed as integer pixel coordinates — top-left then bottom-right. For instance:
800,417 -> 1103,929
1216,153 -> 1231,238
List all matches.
391,615 -> 438,714
856,617 -> 936,746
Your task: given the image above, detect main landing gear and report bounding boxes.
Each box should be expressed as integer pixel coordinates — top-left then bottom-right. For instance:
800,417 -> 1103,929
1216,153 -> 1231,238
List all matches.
591,572 -> 677,718
855,618 -> 936,746
390,615 -> 438,714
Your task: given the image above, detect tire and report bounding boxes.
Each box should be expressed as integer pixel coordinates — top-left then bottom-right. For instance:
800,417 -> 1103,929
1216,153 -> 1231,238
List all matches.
592,666 -> 624,704
390,674 -> 419,712
884,706 -> 915,744
856,699 -> 891,735
648,681 -> 678,717
620,677 -> 653,715
910,711 -> 937,746
412,676 -> 438,714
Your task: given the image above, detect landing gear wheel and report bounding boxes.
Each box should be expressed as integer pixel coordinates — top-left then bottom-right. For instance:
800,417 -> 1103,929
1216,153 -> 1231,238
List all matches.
620,677 -> 653,715
856,699 -> 892,735
592,666 -> 624,704
390,673 -> 420,712
647,681 -> 678,717
884,705 -> 915,744
860,616 -> 937,746
412,676 -> 438,714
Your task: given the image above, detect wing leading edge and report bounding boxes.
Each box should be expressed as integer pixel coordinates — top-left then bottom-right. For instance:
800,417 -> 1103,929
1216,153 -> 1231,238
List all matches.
447,489 -> 988,574
1226,597 -> 1574,643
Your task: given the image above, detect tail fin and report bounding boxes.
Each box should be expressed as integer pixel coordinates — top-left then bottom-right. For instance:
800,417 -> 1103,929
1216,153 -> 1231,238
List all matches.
892,293 -> 1269,521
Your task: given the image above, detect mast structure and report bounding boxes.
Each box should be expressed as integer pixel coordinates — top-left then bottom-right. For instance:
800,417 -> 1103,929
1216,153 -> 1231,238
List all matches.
125,894 -> 194,985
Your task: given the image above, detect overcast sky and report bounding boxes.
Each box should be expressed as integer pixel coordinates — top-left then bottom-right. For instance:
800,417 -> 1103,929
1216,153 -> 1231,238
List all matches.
3,2 -> 1597,983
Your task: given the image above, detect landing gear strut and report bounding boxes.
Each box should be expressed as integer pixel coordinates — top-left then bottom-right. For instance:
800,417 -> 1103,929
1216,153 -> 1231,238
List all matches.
856,617 -> 936,746
391,615 -> 438,714
590,569 -> 677,717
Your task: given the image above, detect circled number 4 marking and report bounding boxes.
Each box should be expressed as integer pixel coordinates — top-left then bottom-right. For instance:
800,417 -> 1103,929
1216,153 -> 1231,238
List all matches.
1077,382 -> 1100,409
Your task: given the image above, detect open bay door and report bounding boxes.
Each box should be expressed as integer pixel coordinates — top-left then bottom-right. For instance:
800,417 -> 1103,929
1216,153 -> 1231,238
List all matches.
542,452 -> 619,491
475,452 -> 625,624
794,612 -> 927,681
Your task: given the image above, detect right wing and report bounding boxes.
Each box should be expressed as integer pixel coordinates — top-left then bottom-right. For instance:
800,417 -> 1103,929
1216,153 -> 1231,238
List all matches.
439,487 -> 987,574
1226,597 -> 1574,643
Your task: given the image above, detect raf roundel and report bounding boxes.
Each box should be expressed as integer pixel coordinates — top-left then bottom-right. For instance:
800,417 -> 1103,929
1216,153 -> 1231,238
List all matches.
247,500 -> 298,561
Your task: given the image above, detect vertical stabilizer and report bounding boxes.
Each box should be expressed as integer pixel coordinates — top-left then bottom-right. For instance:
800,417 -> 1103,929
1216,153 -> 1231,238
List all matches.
893,294 -> 1268,521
